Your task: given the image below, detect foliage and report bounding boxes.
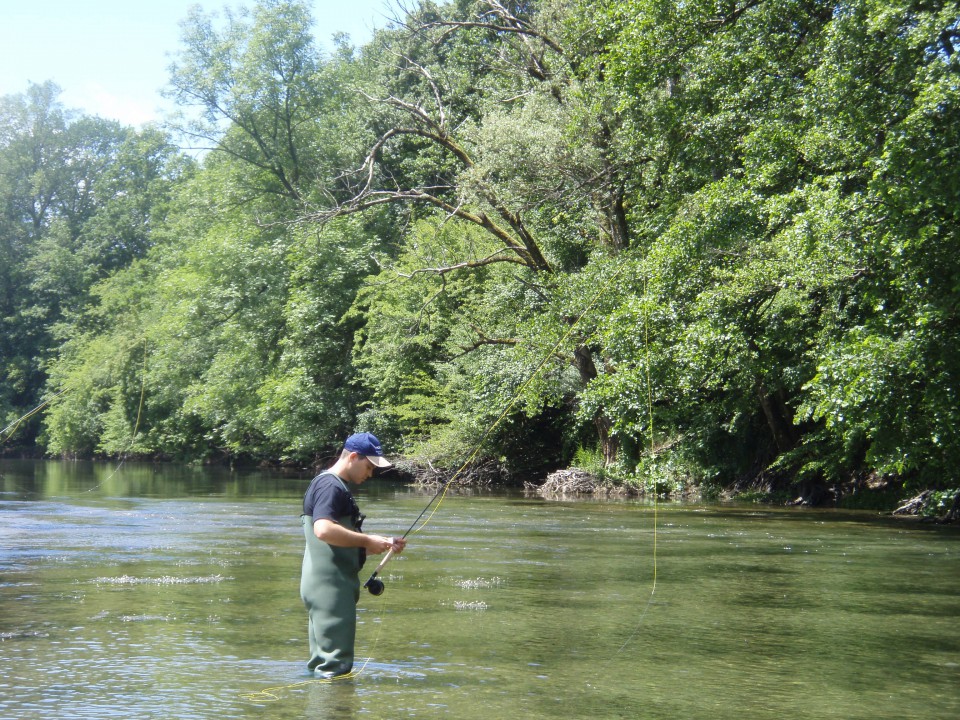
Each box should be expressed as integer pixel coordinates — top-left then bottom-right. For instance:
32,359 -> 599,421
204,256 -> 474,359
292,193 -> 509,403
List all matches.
582,0 -> 960,491
920,489 -> 960,518
0,82 -> 187,449
2,0 -> 958,500
36,0 -> 384,462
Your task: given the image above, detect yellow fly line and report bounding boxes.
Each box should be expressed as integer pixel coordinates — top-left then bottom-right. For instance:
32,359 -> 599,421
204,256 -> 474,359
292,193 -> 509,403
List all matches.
238,595 -> 390,702
612,272 -> 658,654
0,387 -> 70,444
1,338 -> 148,450
83,338 -> 149,493
1,339 -> 150,501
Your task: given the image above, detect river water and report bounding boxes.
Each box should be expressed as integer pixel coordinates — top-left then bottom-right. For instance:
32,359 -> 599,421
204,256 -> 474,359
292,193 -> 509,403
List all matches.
1,460 -> 958,720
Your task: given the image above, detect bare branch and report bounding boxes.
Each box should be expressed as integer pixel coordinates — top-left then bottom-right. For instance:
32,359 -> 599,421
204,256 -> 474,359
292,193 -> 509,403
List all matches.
419,19 -> 563,55
396,53 -> 447,130
396,250 -> 529,279
409,273 -> 447,335
511,272 -> 550,302
307,114 -> 553,270
450,324 -> 520,360
704,0 -> 763,28
413,0 -> 565,57
297,2 -> 558,274
303,187 -> 541,262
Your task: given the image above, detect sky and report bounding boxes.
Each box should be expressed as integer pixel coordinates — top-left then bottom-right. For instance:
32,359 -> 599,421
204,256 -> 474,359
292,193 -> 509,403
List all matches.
0,0 -> 397,127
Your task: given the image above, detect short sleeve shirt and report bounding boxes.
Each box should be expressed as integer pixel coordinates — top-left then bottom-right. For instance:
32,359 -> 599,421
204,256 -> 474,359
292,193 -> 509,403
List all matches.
303,472 -> 356,524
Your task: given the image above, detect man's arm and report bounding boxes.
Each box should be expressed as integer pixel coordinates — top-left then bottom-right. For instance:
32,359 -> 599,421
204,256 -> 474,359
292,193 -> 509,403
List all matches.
313,518 -> 405,555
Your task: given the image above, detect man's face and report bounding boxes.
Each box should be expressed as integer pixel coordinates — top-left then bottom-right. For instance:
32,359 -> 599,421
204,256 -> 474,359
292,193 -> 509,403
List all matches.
353,453 -> 376,483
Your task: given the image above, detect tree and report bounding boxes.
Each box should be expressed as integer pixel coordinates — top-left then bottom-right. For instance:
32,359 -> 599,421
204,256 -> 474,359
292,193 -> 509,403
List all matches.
166,0 -> 334,210
0,83 -> 185,450
42,0 -> 387,462
585,0 -> 960,491
302,0 -> 639,469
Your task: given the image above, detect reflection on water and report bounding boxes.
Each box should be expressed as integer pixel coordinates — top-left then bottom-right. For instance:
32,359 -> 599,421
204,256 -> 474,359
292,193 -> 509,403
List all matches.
1,460 -> 959,720
0,458 -> 313,499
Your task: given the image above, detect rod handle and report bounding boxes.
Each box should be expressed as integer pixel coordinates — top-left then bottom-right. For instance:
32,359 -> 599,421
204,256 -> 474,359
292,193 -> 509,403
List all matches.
363,546 -> 395,588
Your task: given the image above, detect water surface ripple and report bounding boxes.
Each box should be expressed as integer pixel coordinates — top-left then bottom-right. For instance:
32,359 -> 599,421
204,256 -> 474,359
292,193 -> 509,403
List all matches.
1,460 -> 958,719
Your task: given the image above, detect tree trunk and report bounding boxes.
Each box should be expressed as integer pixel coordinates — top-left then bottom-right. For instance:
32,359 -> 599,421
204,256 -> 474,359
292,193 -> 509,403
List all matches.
756,383 -> 796,453
573,344 -> 619,465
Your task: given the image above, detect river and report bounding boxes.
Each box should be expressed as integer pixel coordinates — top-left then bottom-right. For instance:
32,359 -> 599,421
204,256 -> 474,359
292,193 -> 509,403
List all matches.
1,460 -> 958,719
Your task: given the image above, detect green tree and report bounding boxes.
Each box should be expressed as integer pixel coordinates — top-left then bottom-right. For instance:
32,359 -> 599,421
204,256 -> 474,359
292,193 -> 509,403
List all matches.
305,0 -> 639,471
0,82 -> 185,450
43,0 -> 385,462
166,0 -> 339,210
585,0 -> 960,493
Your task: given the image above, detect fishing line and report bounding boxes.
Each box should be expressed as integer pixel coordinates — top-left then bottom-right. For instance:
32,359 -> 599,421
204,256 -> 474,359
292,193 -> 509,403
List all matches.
613,271 -> 658,654
1,352 -> 139,499
1,338 -> 148,459
83,338 -> 149,493
0,387 -> 70,445
1,338 -> 150,499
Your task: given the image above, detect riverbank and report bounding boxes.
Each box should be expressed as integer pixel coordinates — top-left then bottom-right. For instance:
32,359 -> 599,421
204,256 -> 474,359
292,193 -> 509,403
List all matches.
6,450 -> 956,523
394,459 -> 960,524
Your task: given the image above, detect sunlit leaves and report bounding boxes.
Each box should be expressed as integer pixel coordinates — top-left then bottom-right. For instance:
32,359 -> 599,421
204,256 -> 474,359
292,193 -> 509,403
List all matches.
579,0 -> 960,487
11,0 -> 960,494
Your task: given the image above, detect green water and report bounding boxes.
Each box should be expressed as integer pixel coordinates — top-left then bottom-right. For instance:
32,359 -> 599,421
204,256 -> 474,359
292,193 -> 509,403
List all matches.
1,460 -> 958,719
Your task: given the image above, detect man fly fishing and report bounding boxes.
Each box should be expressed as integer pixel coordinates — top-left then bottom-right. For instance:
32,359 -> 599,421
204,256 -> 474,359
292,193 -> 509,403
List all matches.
300,432 -> 406,677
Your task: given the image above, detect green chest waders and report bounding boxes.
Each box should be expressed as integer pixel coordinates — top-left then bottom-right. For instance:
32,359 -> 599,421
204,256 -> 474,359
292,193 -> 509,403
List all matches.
300,513 -> 362,676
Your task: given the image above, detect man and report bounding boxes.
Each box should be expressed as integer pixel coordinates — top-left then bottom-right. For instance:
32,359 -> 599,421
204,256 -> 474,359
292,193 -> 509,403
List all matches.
300,432 -> 406,677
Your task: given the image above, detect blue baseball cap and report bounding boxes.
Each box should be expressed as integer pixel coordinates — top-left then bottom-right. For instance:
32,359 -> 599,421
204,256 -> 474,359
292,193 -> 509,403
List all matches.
344,432 -> 392,468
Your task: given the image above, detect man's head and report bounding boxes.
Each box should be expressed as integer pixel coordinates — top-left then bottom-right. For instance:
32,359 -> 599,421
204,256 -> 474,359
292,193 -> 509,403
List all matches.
343,432 -> 392,469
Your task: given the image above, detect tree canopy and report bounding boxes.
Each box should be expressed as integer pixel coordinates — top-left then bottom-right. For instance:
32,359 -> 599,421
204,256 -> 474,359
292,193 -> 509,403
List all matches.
2,0 -> 957,505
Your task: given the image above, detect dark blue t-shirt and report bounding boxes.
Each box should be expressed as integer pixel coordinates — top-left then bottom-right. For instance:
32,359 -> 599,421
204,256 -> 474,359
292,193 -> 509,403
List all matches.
303,472 -> 358,525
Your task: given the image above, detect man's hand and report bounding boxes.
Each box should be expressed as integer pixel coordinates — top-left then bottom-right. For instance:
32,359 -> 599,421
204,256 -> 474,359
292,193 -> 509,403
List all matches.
365,534 -> 407,555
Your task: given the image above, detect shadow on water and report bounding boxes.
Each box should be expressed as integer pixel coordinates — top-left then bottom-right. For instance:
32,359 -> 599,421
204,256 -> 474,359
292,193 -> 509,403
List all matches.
1,460 -> 959,720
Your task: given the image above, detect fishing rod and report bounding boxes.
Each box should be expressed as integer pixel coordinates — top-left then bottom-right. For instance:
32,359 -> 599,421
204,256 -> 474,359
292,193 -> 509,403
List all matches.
362,474 -> 456,596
